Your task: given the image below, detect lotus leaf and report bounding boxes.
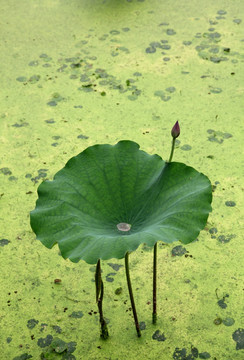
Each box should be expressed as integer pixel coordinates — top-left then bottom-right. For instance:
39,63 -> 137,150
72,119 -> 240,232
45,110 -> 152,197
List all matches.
30,140 -> 212,264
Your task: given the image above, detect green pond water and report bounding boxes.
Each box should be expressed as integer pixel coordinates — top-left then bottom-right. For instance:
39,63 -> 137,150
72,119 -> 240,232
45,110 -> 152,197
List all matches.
0,0 -> 243,359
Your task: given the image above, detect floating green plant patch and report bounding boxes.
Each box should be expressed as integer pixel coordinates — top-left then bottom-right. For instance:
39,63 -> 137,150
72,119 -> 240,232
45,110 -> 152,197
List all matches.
30,122 -> 212,339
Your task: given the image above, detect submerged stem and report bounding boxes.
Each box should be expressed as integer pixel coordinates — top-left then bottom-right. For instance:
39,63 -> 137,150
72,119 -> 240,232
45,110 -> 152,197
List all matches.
168,137 -> 176,163
152,242 -> 157,324
125,252 -> 141,337
95,259 -> 109,340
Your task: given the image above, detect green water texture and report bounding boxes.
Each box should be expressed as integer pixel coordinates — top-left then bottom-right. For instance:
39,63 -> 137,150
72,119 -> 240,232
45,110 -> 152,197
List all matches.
0,0 -> 243,359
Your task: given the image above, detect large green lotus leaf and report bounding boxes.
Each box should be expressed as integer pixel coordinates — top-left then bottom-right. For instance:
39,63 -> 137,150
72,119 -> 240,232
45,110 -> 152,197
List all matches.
30,140 -> 212,264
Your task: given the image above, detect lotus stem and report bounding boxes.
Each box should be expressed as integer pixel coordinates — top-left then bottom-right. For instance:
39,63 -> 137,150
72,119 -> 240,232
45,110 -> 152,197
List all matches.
95,259 -> 109,340
152,242 -> 157,324
125,252 -> 141,337
152,121 -> 180,324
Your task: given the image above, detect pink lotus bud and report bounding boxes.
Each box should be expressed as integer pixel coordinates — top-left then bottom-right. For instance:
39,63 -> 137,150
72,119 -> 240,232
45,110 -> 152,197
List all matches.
171,121 -> 180,138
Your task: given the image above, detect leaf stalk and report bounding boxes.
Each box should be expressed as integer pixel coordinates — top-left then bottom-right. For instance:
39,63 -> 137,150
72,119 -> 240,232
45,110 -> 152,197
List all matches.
152,242 -> 157,324
95,259 -> 109,340
125,252 -> 141,337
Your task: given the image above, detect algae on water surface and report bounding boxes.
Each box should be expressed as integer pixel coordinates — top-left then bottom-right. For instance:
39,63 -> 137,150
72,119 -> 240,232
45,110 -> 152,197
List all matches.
0,0 -> 243,359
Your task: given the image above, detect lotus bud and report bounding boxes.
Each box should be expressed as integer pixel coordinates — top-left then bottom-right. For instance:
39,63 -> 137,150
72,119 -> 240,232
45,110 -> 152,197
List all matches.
171,121 -> 180,139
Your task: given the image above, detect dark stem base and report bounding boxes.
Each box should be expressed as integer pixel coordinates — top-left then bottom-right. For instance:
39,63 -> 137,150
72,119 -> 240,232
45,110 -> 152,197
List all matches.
98,311 -> 109,340
152,313 -> 157,324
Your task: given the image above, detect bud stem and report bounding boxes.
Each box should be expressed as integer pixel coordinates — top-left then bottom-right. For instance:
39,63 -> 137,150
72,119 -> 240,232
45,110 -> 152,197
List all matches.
168,137 -> 176,163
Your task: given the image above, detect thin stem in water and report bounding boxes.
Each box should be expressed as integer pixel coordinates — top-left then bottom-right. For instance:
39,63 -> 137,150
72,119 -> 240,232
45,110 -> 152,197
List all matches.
95,259 -> 109,340
152,242 -> 157,324
125,252 -> 141,337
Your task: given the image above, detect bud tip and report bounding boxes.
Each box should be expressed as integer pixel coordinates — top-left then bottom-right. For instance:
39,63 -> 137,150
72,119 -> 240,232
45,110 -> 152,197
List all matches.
171,121 -> 180,138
